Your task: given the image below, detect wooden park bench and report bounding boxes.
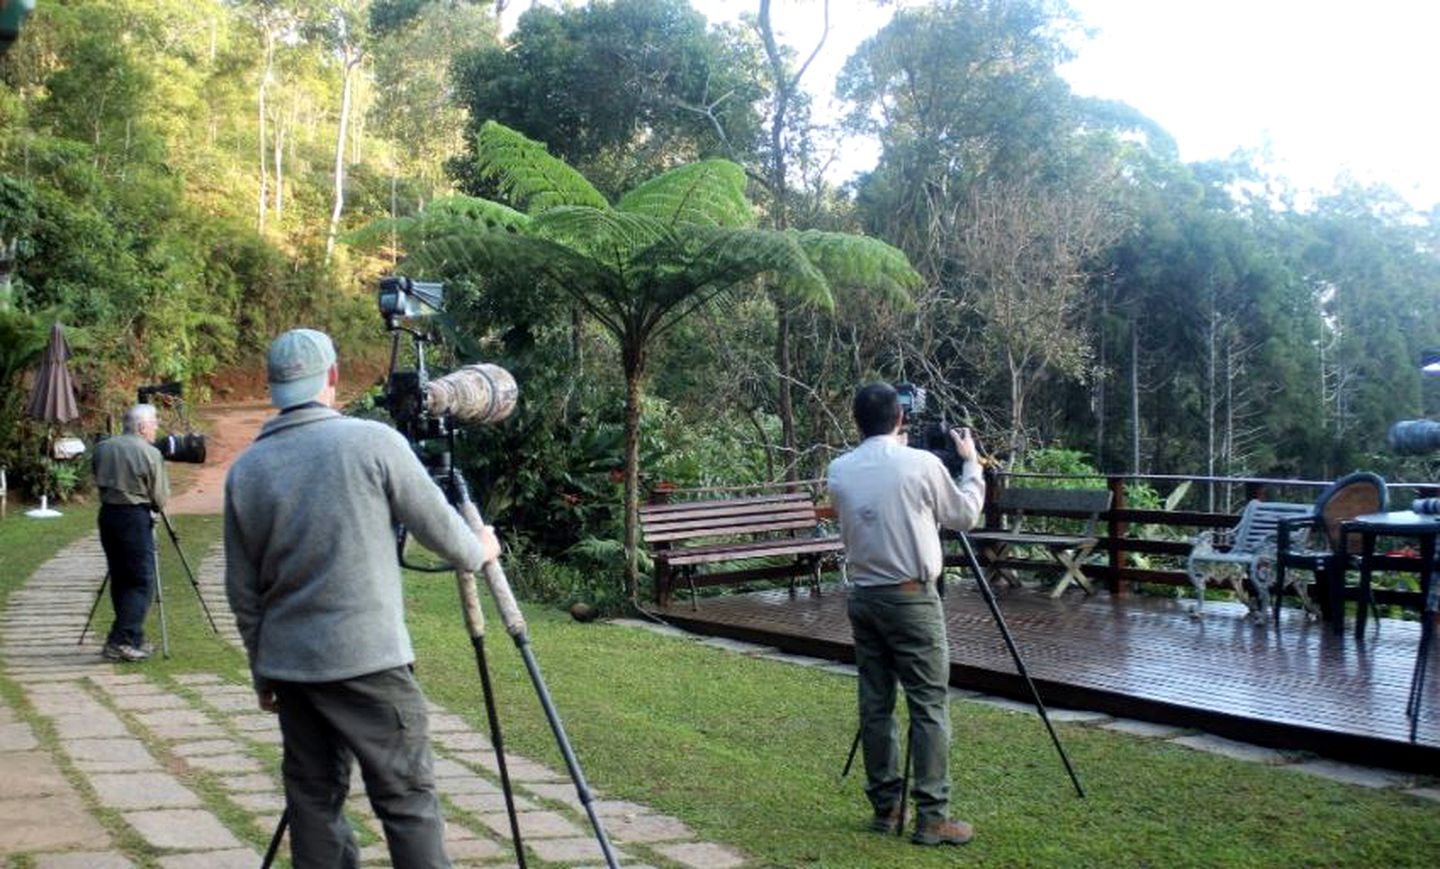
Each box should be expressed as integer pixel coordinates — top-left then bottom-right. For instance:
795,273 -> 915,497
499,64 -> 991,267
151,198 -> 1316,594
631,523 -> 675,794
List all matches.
639,489 -> 844,608
966,486 -> 1113,598
1186,499 -> 1314,616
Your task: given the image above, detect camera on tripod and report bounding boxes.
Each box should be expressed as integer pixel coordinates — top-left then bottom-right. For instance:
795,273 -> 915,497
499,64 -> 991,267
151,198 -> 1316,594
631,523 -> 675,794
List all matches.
895,382 -> 966,476
135,381 -> 206,464
373,276 -> 518,493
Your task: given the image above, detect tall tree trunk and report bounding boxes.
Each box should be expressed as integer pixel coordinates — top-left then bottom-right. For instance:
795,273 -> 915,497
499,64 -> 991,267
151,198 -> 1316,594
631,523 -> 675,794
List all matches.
775,303 -> 796,481
1130,320 -> 1140,474
758,0 -> 828,485
325,53 -> 360,264
257,29 -> 273,235
273,120 -> 284,221
621,338 -> 647,607
1206,308 -> 1218,511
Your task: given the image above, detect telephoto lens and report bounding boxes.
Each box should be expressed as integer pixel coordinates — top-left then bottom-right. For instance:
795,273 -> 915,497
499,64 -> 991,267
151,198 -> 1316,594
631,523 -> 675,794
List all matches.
1387,419 -> 1440,455
154,433 -> 207,464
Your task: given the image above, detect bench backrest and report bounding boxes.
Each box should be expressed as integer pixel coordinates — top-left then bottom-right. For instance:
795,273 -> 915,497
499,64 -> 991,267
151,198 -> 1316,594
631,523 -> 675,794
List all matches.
1230,500 -> 1313,553
993,487 -> 1113,535
639,492 -> 821,546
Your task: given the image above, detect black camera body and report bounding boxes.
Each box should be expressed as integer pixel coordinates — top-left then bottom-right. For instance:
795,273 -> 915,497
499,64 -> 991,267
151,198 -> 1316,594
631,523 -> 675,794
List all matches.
895,382 -> 966,476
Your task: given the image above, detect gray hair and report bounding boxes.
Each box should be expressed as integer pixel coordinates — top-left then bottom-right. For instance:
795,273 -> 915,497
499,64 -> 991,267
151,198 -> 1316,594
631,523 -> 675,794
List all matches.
122,404 -> 158,435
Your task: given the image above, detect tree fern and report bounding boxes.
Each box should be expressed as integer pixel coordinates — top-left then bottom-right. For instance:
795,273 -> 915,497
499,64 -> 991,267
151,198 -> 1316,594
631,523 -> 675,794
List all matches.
475,121 -> 608,214
788,229 -> 920,309
617,160 -> 754,229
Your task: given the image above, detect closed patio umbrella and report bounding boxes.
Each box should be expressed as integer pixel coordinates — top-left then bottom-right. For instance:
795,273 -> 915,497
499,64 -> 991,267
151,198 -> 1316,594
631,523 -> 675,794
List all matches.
25,321 -> 79,424
24,322 -> 78,517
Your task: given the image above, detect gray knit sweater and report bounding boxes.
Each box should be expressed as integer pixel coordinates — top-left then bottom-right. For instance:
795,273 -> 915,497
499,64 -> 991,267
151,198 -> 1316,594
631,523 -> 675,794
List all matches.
223,406 -> 487,688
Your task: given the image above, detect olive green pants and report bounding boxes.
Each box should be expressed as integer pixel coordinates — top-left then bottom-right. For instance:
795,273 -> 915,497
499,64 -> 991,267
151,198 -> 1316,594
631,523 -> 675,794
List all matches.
847,583 -> 952,825
274,666 -> 449,868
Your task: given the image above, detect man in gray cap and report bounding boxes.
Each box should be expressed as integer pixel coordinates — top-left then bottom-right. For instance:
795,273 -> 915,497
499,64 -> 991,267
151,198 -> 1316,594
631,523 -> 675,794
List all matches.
225,328 -> 500,868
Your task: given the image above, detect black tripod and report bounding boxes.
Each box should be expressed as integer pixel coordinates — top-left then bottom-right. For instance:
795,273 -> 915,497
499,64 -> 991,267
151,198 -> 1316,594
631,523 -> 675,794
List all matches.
79,508 -> 220,656
262,471 -> 618,869
841,529 -> 1085,817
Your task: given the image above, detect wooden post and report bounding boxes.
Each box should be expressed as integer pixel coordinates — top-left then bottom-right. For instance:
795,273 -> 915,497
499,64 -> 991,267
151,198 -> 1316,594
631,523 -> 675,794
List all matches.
1107,475 -> 1129,595
648,483 -> 675,606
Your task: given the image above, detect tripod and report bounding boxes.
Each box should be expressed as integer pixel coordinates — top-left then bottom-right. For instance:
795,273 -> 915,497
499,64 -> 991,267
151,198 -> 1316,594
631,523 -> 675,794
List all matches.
262,470 -> 618,869
841,529 -> 1085,812
80,508 -> 220,656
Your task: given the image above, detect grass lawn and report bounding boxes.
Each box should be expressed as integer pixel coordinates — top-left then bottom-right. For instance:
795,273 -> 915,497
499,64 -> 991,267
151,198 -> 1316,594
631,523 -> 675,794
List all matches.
4,511 -> 1438,867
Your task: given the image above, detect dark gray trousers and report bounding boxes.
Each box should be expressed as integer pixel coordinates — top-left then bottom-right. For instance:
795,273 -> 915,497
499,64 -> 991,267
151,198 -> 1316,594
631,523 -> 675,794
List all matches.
273,666 -> 449,869
847,583 -> 953,825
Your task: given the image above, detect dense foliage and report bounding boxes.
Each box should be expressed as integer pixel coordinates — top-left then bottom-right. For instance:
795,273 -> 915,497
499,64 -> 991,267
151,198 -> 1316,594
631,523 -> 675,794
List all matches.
5,0 -> 1440,604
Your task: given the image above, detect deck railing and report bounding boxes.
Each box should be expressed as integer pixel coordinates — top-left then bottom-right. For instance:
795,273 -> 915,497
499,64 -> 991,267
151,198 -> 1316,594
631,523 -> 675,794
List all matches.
981,471 -> 1432,612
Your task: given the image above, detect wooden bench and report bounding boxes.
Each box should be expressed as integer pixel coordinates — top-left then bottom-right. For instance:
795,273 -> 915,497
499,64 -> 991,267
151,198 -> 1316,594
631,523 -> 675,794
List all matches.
639,490 -> 844,608
965,487 -> 1113,598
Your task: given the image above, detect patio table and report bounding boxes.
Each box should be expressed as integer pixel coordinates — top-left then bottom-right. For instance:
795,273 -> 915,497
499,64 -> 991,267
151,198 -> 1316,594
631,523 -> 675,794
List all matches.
1341,510 -> 1440,741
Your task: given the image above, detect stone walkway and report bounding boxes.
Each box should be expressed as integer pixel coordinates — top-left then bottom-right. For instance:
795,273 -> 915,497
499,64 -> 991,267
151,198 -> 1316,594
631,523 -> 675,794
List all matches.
0,537 -> 748,868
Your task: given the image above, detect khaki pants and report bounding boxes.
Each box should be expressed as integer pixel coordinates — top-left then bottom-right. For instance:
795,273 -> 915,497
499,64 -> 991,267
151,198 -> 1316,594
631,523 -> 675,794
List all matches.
274,666 -> 449,868
847,583 -> 952,825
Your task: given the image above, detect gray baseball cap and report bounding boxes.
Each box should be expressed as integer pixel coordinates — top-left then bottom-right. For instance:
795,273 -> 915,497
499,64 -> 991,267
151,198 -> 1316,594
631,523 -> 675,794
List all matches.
267,328 -> 336,409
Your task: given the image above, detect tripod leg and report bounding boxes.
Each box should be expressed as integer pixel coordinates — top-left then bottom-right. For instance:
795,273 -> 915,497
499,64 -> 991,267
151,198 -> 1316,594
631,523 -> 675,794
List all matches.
840,725 -> 862,780
453,478 -> 619,868
153,528 -> 170,659
79,572 -> 110,645
956,531 -> 1085,798
159,510 -> 219,634
471,633 -> 527,868
260,806 -> 289,869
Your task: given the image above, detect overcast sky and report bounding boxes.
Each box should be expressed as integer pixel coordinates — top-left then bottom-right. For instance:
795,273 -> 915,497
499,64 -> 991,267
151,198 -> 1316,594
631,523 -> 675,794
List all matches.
506,0 -> 1440,210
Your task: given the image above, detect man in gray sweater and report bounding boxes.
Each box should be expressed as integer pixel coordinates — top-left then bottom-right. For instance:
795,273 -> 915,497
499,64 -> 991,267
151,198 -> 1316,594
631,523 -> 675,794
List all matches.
224,328 -> 500,868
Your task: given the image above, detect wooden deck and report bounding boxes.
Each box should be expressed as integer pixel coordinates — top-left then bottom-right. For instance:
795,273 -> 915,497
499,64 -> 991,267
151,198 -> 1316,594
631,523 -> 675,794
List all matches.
655,583 -> 1440,773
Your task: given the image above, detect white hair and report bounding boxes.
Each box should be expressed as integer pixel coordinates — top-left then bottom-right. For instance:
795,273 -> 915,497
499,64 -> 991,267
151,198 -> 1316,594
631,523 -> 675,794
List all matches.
122,404 -> 158,434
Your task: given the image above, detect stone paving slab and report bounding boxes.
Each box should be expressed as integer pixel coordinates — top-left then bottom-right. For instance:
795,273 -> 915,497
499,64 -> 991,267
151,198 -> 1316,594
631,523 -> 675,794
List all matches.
1169,734 -> 1292,765
698,637 -> 776,655
475,809 -> 584,839
156,849 -> 260,869
122,808 -> 245,850
0,792 -> 112,851
65,737 -> 158,772
86,771 -> 203,810
653,841 -> 747,868
32,851 -> 135,868
183,752 -> 264,774
170,738 -> 246,757
526,836 -> 631,864
6,750 -> 73,797
1286,759 -> 1415,789
0,719 -> 40,750
1101,718 -> 1190,739
49,711 -> 131,740
603,811 -> 695,844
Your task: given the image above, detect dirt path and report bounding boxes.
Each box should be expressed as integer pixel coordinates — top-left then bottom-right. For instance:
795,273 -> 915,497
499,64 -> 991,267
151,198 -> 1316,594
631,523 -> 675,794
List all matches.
165,402 -> 274,516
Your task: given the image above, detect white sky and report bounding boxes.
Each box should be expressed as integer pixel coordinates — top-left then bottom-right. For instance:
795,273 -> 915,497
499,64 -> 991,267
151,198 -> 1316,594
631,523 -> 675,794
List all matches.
505,0 -> 1440,210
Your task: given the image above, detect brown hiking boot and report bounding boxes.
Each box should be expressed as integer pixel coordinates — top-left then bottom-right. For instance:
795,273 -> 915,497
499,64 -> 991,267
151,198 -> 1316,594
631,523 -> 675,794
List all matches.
912,817 -> 974,846
869,806 -> 901,834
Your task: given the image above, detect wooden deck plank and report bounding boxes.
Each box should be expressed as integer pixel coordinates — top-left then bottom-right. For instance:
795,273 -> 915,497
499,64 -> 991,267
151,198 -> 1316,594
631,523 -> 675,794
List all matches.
654,584 -> 1439,772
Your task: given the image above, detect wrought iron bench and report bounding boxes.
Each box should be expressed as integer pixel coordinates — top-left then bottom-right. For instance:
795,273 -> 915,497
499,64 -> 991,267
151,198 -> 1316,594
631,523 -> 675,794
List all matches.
640,490 -> 844,608
1187,499 -> 1313,616
966,487 -> 1113,597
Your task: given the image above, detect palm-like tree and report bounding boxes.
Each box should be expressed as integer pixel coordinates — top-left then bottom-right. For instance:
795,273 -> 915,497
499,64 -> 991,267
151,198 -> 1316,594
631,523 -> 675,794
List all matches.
383,121 -> 919,604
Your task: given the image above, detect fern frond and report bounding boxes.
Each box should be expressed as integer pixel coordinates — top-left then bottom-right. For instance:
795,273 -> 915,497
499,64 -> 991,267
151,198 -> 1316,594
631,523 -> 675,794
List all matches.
788,229 -> 920,309
617,160 -> 754,229
476,122 -> 609,214
532,207 -> 676,264
347,195 -> 532,252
